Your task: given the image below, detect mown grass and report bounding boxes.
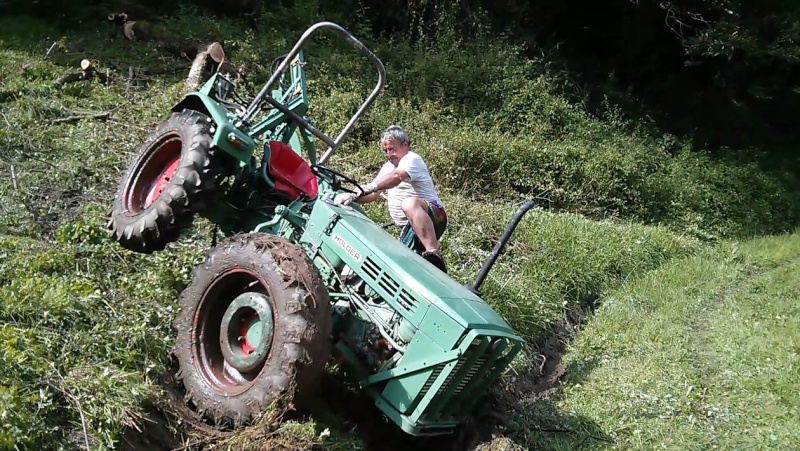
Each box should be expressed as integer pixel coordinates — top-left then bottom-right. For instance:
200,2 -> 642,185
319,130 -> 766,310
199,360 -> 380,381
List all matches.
509,231 -> 800,450
0,6 -> 798,451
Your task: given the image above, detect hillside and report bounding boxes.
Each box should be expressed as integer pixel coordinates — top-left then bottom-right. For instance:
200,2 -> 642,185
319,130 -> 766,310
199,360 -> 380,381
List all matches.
1,4 -> 799,451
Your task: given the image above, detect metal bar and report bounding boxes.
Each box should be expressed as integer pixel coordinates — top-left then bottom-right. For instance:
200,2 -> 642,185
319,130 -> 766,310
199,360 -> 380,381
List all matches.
241,21 -> 386,164
261,96 -> 336,148
471,200 -> 536,292
363,348 -> 461,385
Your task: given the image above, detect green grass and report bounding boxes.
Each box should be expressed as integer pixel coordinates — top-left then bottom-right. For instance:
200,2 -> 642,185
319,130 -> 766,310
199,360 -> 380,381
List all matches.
1,6 -> 799,451
500,231 -> 800,450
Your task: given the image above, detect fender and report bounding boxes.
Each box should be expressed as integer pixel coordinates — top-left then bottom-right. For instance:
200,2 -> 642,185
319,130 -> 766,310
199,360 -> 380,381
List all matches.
171,91 -> 256,163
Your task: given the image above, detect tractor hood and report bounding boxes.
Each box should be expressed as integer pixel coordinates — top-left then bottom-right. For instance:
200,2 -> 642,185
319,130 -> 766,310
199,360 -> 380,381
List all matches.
301,199 -> 516,334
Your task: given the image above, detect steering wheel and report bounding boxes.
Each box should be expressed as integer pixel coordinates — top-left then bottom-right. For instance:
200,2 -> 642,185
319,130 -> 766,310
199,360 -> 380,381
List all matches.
310,164 -> 365,195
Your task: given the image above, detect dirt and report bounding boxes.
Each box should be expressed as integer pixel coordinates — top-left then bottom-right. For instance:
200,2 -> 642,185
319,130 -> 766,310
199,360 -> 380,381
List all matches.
21,186 -> 83,235
119,362 -> 240,451
118,404 -> 182,451
514,308 -> 588,404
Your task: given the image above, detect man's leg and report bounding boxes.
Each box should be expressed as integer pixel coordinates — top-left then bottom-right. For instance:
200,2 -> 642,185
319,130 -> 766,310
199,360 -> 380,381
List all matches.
401,197 -> 439,251
401,198 -> 448,273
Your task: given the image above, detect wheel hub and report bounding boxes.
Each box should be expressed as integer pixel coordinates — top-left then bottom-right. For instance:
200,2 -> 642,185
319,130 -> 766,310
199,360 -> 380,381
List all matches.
219,292 -> 274,373
144,156 -> 180,207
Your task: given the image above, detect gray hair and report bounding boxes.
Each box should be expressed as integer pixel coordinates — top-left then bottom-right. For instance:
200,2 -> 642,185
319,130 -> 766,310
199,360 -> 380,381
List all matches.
379,125 -> 409,146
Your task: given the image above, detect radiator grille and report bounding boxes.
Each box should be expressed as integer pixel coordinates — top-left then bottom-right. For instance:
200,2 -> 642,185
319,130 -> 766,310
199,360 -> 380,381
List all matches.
362,257 -> 418,314
420,336 -> 517,420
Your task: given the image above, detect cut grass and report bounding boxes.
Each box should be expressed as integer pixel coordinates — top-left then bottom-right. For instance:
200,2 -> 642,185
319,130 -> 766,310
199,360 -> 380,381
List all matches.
512,230 -> 800,450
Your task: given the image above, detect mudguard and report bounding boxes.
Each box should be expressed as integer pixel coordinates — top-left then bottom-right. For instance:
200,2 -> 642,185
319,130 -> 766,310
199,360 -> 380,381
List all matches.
171,90 -> 256,163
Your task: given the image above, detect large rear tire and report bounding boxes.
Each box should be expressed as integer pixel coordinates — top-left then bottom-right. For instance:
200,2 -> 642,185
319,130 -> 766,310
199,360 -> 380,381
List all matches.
171,233 -> 332,427
107,109 -> 221,254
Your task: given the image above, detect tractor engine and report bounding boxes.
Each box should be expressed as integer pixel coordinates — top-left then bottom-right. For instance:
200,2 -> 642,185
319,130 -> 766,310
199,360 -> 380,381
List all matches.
332,263 -> 417,372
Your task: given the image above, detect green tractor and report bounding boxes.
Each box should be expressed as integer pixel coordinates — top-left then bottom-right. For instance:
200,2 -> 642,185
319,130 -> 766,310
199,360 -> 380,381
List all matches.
107,22 -> 533,436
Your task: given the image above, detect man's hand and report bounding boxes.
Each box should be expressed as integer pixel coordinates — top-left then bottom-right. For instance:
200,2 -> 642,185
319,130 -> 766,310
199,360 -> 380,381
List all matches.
360,182 -> 378,195
332,182 -> 379,207
333,192 -> 357,206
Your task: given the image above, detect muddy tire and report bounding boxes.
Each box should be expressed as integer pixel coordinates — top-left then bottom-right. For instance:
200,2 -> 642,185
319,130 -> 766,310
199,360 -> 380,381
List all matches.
107,109 -> 221,254
172,232 -> 332,427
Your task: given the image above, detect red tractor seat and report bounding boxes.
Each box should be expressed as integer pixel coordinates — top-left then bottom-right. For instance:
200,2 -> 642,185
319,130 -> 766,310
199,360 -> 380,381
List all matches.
266,141 -> 318,200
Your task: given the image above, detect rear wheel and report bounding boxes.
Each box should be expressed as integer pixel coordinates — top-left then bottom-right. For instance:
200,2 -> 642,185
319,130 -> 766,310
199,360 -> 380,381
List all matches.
107,109 -> 221,254
172,233 -> 332,427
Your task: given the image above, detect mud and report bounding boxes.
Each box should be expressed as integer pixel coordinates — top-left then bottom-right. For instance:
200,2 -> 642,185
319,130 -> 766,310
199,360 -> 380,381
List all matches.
118,405 -> 182,451
120,364 -> 233,451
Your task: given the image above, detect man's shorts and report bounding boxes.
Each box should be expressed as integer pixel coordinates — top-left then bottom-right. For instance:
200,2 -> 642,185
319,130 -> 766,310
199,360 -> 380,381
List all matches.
399,199 -> 447,254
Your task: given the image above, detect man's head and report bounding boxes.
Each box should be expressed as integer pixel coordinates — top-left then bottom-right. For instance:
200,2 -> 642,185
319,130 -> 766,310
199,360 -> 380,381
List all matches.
379,125 -> 410,166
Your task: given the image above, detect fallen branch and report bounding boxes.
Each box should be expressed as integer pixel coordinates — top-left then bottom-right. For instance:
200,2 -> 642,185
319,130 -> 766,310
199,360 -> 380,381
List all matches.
44,41 -> 58,60
10,164 -> 18,194
48,369 -> 92,451
51,111 -> 112,125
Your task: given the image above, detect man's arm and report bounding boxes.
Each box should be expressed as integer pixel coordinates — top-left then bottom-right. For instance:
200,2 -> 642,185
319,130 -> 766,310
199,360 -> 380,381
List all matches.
355,191 -> 381,203
355,168 -> 409,203
372,168 -> 409,191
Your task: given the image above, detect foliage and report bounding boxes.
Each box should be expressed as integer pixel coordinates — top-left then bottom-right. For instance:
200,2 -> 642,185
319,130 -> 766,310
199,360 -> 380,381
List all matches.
0,2 -> 798,450
436,198 -> 699,342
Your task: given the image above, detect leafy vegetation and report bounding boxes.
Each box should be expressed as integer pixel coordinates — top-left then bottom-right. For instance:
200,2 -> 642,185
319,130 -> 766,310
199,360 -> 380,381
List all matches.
0,1 -> 799,449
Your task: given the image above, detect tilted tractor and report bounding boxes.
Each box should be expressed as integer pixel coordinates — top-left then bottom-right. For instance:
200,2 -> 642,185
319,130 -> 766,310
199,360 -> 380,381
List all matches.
107,22 -> 534,436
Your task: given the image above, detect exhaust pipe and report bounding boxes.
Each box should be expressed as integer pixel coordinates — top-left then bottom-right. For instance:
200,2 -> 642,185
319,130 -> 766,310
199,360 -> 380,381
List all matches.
468,200 -> 536,295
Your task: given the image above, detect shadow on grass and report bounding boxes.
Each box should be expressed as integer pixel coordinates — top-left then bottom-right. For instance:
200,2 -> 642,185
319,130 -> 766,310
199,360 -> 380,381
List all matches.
305,357 -> 610,451
305,306 -> 612,451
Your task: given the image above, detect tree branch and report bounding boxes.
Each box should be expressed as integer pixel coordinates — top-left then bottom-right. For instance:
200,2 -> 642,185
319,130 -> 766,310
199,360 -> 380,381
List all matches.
51,111 -> 112,125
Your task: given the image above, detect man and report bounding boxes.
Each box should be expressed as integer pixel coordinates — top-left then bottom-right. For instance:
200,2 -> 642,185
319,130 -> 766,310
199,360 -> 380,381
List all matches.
333,125 -> 448,273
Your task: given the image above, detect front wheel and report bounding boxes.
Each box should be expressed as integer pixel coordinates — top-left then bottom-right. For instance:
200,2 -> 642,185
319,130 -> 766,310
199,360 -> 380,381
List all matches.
107,109 -> 222,254
171,233 -> 332,428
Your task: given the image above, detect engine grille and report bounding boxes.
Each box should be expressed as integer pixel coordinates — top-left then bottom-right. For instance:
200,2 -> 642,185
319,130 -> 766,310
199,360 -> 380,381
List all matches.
416,334 -> 520,421
362,257 -> 419,315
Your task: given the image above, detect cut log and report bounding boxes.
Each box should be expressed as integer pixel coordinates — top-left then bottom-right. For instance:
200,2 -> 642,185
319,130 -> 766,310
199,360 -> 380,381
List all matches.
54,59 -> 112,87
185,49 -> 209,93
184,42 -> 239,93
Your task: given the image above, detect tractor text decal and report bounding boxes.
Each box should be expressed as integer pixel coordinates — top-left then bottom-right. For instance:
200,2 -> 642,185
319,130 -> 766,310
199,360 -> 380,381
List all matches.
333,233 -> 362,262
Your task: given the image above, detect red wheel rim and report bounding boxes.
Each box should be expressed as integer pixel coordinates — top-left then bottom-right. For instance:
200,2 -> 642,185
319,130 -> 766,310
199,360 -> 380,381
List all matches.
144,157 -> 180,207
123,133 -> 182,214
191,269 -> 276,395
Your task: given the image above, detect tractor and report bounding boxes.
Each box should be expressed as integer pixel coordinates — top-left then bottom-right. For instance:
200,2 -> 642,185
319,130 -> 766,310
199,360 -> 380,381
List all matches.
107,21 -> 533,436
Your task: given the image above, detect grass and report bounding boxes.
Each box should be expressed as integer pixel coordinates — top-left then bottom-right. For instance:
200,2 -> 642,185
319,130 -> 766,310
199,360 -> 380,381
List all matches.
501,230 -> 800,450
0,6 -> 799,451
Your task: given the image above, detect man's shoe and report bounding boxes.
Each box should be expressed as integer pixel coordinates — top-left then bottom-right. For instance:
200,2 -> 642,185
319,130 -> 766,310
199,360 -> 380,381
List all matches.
422,250 -> 448,274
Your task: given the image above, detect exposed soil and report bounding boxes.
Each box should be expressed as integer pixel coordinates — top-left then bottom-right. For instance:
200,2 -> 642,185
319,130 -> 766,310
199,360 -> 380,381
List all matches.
22,186 -> 83,235
118,368 -> 228,451
118,404 -> 182,451
512,308 -> 589,404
